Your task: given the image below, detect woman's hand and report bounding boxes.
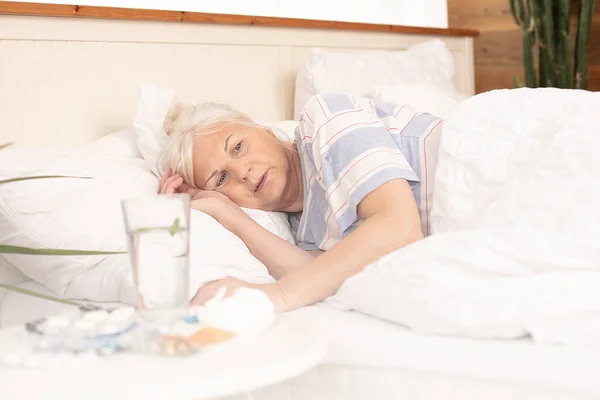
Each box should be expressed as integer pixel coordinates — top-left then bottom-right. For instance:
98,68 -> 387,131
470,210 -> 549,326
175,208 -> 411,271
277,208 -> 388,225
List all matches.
159,169 -> 246,228
159,169 -> 202,198
190,277 -> 288,312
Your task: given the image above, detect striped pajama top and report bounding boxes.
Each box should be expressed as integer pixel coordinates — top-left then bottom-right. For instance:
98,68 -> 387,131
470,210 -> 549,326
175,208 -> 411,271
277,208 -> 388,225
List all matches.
289,93 -> 444,251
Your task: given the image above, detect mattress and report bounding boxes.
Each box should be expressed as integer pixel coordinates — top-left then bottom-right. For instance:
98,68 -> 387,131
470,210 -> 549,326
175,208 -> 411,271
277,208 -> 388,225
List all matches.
1,280 -> 600,400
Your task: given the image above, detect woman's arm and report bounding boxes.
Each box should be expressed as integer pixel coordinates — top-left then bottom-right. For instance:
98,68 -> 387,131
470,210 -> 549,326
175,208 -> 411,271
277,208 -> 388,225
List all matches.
274,178 -> 422,311
221,212 -> 323,279
188,179 -> 419,310
189,191 -> 323,279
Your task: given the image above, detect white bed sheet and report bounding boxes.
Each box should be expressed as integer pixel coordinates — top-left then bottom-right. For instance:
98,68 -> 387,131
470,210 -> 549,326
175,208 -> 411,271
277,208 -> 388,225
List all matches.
288,306 -> 600,397
1,281 -> 600,400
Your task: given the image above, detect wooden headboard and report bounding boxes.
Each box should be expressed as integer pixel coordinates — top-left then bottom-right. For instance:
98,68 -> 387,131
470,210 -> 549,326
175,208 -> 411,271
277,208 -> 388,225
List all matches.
0,2 -> 478,147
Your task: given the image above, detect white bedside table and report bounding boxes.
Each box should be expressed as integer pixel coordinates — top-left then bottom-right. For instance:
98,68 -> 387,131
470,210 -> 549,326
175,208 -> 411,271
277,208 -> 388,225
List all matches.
0,314 -> 327,400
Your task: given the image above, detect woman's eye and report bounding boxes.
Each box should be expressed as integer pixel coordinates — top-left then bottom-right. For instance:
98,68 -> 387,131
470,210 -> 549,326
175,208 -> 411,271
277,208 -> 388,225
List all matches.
234,142 -> 242,153
217,173 -> 227,187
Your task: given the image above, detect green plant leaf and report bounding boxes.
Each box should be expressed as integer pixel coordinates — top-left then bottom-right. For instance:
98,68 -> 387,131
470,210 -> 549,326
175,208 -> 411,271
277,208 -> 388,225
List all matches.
0,175 -> 92,185
0,244 -> 126,255
135,219 -> 185,236
0,282 -> 82,307
169,218 -> 181,236
514,75 -> 524,88
0,142 -> 14,150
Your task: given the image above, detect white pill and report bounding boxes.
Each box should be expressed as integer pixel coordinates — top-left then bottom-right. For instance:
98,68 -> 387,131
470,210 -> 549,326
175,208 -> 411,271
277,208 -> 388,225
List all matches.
101,324 -> 118,335
106,307 -> 136,325
41,324 -> 59,335
83,310 -> 109,322
73,319 -> 96,331
46,316 -> 70,328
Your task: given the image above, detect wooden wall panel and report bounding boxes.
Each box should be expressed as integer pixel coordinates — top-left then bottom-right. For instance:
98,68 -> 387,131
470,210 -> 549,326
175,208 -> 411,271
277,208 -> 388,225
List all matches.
448,0 -> 600,93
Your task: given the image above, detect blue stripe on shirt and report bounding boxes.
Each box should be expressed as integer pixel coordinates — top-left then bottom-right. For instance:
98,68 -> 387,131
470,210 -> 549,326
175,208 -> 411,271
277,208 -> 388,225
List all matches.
322,93 -> 356,114
394,113 -> 441,138
319,125 -> 414,190
389,113 -> 441,179
375,102 -> 399,118
304,180 -> 330,247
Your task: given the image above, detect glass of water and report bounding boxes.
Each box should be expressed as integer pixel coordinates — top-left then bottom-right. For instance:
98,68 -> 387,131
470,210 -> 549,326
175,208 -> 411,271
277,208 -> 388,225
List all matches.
121,193 -> 191,316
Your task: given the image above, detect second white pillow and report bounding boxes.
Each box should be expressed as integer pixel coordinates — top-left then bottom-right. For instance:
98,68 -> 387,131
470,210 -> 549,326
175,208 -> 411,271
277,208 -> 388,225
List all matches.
372,83 -> 468,120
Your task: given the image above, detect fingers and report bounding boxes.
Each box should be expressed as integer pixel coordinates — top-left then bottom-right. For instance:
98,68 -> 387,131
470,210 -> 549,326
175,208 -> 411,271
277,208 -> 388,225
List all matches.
161,176 -> 183,194
189,279 -> 237,306
178,181 -> 191,193
160,169 -> 204,198
190,283 -> 221,306
160,170 -> 184,195
159,168 -> 171,192
159,168 -> 173,188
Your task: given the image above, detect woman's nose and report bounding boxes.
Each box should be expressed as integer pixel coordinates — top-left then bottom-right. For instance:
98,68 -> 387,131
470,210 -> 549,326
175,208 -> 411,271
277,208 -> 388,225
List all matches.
232,160 -> 251,181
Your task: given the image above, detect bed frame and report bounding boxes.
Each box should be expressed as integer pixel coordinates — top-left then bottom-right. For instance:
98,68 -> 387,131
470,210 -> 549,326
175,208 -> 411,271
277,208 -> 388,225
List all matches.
0,1 -> 477,148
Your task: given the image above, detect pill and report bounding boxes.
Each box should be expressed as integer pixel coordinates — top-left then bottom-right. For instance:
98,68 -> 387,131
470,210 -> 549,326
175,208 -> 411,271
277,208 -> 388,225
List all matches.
83,310 -> 109,322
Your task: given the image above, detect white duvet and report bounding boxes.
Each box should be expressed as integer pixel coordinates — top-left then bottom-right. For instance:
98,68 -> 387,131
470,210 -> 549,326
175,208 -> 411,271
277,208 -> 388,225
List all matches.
328,88 -> 600,345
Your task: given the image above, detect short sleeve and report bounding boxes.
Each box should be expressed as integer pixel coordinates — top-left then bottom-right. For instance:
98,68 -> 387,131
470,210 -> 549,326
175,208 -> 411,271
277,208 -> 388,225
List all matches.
302,94 -> 419,235
288,212 -> 320,251
297,241 -> 321,251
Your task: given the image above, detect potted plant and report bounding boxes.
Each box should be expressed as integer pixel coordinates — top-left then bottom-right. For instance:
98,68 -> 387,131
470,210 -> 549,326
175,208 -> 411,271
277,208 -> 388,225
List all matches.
510,0 -> 596,89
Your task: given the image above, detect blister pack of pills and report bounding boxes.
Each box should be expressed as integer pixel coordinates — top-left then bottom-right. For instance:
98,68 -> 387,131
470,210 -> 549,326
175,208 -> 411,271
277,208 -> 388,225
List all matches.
24,306 -> 138,356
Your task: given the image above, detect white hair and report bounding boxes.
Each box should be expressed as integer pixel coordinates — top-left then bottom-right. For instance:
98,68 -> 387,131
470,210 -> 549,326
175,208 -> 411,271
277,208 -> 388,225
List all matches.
157,101 -> 275,187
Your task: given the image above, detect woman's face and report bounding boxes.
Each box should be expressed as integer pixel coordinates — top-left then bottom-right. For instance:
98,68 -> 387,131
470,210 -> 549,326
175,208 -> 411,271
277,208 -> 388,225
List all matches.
191,123 -> 295,211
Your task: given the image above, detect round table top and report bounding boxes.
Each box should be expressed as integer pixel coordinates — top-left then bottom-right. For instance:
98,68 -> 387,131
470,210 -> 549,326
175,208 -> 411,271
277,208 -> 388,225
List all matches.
0,314 -> 327,400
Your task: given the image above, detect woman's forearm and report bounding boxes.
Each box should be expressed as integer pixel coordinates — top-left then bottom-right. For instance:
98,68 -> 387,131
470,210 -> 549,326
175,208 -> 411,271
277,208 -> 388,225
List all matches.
223,213 -> 319,279
275,213 -> 422,311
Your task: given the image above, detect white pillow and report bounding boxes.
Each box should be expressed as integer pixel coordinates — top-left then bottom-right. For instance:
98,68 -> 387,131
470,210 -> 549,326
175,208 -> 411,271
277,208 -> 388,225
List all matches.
0,255 -> 29,317
81,128 -> 142,159
257,119 -> 298,143
372,83 -> 468,120
294,39 -> 457,119
132,83 -> 178,177
0,133 -> 295,304
0,144 -> 155,303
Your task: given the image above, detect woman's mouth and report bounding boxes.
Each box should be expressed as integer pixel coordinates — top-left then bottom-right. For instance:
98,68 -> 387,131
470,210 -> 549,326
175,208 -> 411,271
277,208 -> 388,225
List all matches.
255,171 -> 268,193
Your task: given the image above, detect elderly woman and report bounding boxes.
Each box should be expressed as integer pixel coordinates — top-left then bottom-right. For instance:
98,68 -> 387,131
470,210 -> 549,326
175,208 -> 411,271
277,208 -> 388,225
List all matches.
158,94 -> 443,312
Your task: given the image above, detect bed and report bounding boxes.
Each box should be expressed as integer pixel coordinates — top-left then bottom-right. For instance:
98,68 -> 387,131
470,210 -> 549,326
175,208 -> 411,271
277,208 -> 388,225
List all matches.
2,3 -> 600,400
2,280 -> 600,400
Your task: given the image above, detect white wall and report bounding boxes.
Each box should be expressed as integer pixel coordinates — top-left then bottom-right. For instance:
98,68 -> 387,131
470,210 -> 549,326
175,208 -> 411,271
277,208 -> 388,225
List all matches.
29,0 -> 448,29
